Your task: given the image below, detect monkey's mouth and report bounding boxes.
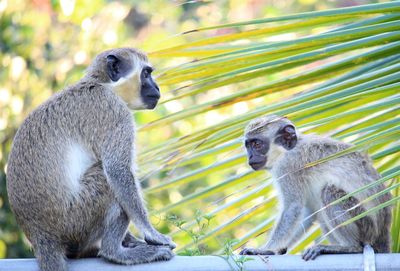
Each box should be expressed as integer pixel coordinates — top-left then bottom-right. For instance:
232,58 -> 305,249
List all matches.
250,162 -> 266,170
249,157 -> 267,171
145,98 -> 159,109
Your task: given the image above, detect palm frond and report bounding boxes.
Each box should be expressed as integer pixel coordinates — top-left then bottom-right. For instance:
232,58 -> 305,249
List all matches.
139,3 -> 400,254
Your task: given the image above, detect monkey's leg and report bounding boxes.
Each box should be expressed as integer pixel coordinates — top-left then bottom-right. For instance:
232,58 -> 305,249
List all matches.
99,203 -> 174,265
318,221 -> 340,244
302,185 -> 368,261
33,239 -> 67,271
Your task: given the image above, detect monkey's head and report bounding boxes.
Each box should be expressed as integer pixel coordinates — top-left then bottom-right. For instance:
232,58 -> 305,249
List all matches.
87,48 -> 160,110
244,115 -> 298,171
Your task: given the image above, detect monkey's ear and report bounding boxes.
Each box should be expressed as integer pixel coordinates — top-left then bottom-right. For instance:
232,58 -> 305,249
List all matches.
106,54 -> 123,82
275,125 -> 297,150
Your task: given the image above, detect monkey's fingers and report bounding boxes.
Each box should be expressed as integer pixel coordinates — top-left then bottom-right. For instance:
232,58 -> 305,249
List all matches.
122,239 -> 147,248
302,246 -> 322,261
144,232 -> 176,249
122,233 -> 147,248
239,247 -> 275,255
151,246 -> 175,262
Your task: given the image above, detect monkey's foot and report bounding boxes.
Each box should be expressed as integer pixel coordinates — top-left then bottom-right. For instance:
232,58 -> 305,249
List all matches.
239,247 -> 275,255
144,230 -> 176,249
302,245 -> 323,261
143,245 -> 175,263
100,244 -> 174,265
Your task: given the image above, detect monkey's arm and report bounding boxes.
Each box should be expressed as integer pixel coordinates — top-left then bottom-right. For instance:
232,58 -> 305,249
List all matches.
102,121 -> 175,249
265,203 -> 304,251
286,207 -> 316,245
241,176 -> 305,255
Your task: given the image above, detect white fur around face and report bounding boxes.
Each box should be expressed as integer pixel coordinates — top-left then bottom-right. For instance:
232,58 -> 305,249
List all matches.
266,144 -> 286,169
114,71 -> 146,110
109,58 -> 151,110
64,142 -> 94,194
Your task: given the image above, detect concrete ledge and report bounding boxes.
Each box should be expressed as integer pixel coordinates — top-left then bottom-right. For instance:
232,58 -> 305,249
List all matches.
1,254 -> 400,271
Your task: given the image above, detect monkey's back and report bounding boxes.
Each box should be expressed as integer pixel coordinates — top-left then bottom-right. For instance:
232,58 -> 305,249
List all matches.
6,82 -> 129,243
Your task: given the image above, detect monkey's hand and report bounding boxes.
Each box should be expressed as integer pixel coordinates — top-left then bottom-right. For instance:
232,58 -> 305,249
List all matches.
144,230 -> 176,250
122,232 -> 147,248
239,247 -> 287,256
302,245 -> 323,261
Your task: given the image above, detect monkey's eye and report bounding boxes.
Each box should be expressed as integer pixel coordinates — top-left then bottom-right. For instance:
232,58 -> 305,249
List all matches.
251,140 -> 263,150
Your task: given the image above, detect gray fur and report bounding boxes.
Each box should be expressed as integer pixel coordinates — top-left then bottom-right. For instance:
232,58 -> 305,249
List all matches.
240,114 -> 392,260
6,48 -> 175,271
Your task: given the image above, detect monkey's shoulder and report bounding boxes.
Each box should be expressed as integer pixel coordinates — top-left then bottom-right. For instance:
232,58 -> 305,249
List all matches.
37,81 -> 130,117
287,134 -> 377,176
280,134 -> 372,172
294,135 -> 355,160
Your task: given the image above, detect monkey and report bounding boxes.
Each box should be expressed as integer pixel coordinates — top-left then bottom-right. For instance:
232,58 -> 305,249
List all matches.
6,48 -> 176,271
239,114 -> 392,260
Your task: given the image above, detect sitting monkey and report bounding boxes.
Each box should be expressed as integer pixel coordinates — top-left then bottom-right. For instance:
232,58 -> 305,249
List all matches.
240,115 -> 391,260
7,48 -> 175,271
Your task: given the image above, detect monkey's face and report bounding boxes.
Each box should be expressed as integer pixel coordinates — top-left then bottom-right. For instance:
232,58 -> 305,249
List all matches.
245,115 -> 298,171
139,66 -> 160,109
245,136 -> 269,170
105,51 -> 160,110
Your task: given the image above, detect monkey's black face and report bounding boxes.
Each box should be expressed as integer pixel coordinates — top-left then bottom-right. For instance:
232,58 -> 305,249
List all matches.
140,66 -> 160,109
245,137 -> 269,170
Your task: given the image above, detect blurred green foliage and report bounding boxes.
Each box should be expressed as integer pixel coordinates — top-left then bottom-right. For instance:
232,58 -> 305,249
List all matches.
0,0 -> 384,258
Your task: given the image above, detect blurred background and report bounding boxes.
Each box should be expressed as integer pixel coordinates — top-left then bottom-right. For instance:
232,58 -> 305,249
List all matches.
1,0 -> 398,259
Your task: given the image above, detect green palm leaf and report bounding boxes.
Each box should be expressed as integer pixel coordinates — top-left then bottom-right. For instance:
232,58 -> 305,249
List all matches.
139,2 -> 400,255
